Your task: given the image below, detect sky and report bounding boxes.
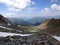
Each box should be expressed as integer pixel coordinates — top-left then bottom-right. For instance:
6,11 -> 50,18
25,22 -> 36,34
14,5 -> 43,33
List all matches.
0,0 -> 60,18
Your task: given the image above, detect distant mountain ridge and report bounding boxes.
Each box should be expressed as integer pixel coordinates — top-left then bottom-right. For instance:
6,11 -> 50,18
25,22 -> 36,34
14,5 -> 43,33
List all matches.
7,18 -> 32,26
26,17 -> 47,25
7,17 -> 47,26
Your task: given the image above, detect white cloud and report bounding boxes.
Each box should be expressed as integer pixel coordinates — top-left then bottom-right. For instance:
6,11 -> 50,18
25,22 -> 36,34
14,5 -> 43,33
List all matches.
39,4 -> 60,17
7,7 -> 20,12
0,0 -> 35,10
51,4 -> 60,11
31,2 -> 35,5
0,0 -> 35,17
41,8 -> 51,13
24,7 -> 38,12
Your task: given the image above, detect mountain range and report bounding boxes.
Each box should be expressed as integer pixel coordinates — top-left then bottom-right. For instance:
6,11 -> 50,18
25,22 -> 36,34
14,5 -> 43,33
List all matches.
0,14 -> 60,35
26,17 -> 47,25
7,18 -> 32,26
7,17 -> 47,26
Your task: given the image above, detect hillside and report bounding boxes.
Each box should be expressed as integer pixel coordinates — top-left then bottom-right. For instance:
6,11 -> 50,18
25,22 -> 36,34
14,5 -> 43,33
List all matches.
35,18 -> 60,35
0,14 -> 12,26
0,14 -> 33,33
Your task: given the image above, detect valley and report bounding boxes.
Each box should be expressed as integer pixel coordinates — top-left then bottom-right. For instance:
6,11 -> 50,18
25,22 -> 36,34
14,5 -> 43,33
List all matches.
0,14 -> 60,45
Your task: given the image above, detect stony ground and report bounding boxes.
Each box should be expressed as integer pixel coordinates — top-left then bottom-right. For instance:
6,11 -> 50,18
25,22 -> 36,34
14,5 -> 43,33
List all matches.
0,33 -> 56,45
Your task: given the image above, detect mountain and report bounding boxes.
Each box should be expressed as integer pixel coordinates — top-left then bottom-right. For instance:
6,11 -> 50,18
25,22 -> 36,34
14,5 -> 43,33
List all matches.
0,14 -> 12,26
7,18 -> 32,26
0,14 -> 17,28
26,17 -> 47,26
36,18 -> 60,35
7,17 -> 47,26
0,14 -> 31,33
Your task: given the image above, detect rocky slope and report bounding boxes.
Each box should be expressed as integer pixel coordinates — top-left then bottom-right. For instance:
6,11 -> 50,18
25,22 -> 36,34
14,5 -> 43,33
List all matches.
0,34 -> 60,45
0,14 -> 31,33
0,14 -> 11,26
36,18 -> 60,35
0,14 -> 16,28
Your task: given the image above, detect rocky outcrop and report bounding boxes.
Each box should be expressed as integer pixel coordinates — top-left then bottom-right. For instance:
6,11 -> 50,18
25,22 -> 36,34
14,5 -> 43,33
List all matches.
0,14 -> 12,26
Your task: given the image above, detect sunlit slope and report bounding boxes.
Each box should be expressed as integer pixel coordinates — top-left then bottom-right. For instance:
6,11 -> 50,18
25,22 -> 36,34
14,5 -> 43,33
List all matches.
35,19 -> 60,35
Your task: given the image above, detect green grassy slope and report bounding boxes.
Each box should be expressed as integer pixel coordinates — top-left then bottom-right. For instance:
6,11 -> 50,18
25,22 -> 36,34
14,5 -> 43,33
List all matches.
35,19 -> 60,35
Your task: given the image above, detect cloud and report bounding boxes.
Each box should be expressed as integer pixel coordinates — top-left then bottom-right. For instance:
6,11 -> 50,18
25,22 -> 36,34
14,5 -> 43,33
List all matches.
41,8 -> 51,13
51,4 -> 60,11
0,0 -> 35,11
24,7 -> 38,12
31,2 -> 35,5
0,0 -> 36,17
39,4 -> 60,17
